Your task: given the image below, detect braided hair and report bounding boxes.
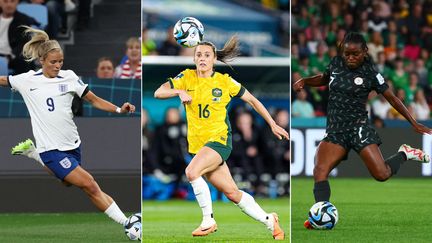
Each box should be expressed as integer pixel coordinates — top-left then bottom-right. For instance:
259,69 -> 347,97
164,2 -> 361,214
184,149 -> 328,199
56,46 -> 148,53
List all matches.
337,32 -> 372,64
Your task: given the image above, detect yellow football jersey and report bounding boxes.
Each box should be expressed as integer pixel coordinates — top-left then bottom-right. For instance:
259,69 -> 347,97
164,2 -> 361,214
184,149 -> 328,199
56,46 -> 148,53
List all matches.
169,69 -> 245,154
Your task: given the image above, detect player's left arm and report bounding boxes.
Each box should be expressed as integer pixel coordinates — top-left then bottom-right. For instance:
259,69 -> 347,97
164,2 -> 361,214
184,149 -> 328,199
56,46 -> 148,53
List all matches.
240,90 -> 289,140
82,91 -> 135,114
382,88 -> 432,134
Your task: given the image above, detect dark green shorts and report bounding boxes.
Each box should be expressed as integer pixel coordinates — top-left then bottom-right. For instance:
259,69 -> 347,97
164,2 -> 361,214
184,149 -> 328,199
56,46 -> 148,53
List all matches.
205,141 -> 232,162
323,124 -> 382,153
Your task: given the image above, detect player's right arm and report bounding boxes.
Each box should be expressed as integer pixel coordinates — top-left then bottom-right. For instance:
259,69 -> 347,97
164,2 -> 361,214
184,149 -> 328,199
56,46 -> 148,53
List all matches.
292,74 -> 329,92
154,81 -> 192,104
0,76 -> 9,87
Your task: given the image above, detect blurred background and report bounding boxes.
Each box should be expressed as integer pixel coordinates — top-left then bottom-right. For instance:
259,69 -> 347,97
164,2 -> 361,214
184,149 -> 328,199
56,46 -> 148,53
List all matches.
142,0 -> 290,202
0,0 -> 140,212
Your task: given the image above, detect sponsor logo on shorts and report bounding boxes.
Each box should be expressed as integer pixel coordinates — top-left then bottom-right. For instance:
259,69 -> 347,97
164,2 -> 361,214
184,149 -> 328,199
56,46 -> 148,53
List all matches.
59,157 -> 72,169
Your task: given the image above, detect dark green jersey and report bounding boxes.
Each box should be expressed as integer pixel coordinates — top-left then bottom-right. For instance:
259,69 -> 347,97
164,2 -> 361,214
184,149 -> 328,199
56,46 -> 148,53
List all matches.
323,56 -> 389,133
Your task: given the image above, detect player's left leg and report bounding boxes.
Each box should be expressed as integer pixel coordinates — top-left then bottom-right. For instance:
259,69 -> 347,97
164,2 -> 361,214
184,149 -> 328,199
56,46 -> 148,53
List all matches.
205,163 -> 284,240
11,138 -> 44,166
360,144 -> 430,181
63,166 -> 128,226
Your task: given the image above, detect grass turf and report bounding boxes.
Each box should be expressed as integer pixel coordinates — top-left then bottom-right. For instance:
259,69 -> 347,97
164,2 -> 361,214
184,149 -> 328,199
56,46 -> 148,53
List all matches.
142,198 -> 290,242
292,178 -> 432,243
0,212 -> 130,242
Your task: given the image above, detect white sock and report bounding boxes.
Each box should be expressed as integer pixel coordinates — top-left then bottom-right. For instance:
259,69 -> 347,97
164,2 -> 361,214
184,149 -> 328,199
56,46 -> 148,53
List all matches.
32,153 -> 45,167
104,201 -> 128,226
236,190 -> 273,229
21,143 -> 45,167
190,177 -> 214,227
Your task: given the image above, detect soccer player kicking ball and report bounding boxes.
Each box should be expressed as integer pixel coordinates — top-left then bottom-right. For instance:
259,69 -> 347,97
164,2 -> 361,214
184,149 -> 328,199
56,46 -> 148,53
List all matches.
155,36 -> 289,240
293,32 -> 431,229
0,26 -> 135,231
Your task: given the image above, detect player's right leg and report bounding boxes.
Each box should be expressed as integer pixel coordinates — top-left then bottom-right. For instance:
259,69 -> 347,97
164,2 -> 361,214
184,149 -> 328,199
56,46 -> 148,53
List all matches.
64,166 -> 128,226
185,146 -> 221,236
306,141 -> 347,229
205,163 -> 284,240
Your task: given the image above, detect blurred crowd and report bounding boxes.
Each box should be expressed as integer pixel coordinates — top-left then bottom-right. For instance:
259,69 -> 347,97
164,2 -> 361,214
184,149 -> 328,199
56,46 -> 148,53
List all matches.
142,106 -> 290,200
142,0 -> 289,57
292,0 -> 432,123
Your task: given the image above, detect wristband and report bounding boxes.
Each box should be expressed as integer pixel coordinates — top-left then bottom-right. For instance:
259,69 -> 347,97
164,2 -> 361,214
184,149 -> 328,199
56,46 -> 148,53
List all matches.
115,107 -> 122,113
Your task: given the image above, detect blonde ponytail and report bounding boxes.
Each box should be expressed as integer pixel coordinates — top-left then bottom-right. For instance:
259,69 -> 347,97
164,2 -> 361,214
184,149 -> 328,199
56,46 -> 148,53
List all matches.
21,26 -> 62,62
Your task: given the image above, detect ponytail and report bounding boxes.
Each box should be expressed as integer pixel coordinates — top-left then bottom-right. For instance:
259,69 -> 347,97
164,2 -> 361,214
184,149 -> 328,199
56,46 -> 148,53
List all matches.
21,26 -> 62,62
198,35 -> 240,65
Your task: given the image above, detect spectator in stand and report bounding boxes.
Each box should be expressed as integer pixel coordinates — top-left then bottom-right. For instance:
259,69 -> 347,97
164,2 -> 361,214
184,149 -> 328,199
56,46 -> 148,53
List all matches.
157,27 -> 181,56
368,31 -> 385,62
0,0 -> 39,74
388,58 -> 409,90
404,72 -> 420,104
388,89 -> 413,120
76,0 -> 91,31
309,41 -> 329,74
412,89 -> 430,120
371,94 -> 391,120
96,57 -> 114,79
142,28 -> 157,56
115,37 -> 141,79
292,89 -> 315,118
403,34 -> 421,61
258,108 -> 290,197
414,59 -> 428,88
145,107 -> 187,200
25,0 -> 65,39
229,110 -> 265,194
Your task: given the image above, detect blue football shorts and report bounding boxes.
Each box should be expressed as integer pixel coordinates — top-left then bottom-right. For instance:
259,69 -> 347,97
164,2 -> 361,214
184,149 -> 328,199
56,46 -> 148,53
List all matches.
39,147 -> 81,180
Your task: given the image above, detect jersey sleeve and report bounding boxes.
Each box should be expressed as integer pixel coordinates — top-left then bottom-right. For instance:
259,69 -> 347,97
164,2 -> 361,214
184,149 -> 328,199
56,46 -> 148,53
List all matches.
169,71 -> 187,90
8,72 -> 31,92
371,72 -> 389,94
69,70 -> 89,97
228,77 -> 245,97
322,56 -> 337,81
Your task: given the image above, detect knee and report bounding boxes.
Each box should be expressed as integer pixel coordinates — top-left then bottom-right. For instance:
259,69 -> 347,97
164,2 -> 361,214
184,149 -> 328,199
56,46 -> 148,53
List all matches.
185,166 -> 200,182
81,179 -> 101,196
313,164 -> 330,180
224,189 -> 242,203
372,171 -> 391,182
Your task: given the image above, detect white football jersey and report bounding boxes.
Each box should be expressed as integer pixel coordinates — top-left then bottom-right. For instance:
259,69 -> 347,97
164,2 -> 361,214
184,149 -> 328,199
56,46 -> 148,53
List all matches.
8,69 -> 89,153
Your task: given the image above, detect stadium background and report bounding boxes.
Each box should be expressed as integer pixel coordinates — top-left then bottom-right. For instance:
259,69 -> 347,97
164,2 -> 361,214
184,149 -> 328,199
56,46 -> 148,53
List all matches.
291,1 -> 432,242
0,0 -> 140,220
142,0 -> 290,241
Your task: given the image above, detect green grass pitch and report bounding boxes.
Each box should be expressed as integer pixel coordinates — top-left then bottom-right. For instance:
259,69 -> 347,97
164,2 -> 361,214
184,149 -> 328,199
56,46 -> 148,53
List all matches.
142,198 -> 290,242
292,178 -> 432,243
0,213 -> 130,242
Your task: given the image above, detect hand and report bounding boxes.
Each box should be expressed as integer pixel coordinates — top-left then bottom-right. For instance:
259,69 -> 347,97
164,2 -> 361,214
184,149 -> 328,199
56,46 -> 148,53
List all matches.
413,122 -> 432,135
293,78 -> 305,92
178,90 -> 192,104
120,102 -> 135,113
271,123 -> 289,140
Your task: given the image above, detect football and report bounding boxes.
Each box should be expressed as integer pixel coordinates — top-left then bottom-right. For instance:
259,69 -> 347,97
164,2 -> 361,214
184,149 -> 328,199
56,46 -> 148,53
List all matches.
173,17 -> 204,48
308,201 -> 338,230
124,213 -> 142,241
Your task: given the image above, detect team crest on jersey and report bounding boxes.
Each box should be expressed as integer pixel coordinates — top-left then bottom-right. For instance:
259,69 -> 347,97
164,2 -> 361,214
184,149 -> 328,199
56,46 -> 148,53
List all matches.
354,77 -> 363,85
59,84 -> 68,92
59,157 -> 72,169
212,88 -> 222,97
